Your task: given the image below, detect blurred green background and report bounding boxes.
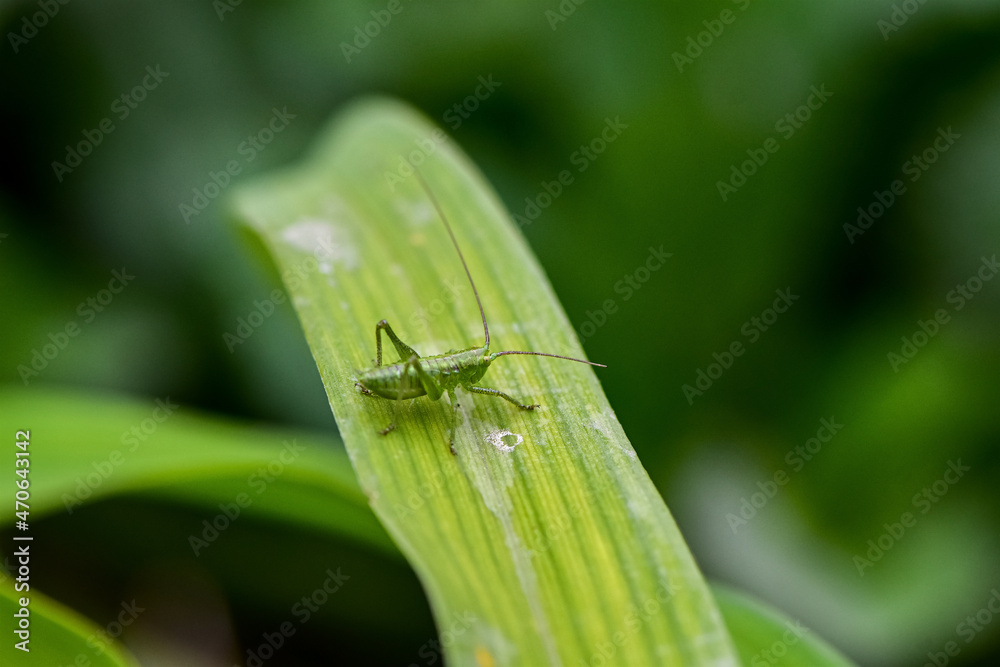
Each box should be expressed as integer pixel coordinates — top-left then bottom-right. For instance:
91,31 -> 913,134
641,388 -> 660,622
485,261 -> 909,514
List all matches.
2,1 -> 1000,665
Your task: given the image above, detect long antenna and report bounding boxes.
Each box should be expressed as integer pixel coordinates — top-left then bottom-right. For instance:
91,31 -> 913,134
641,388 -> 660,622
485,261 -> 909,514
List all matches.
415,169 -> 490,348
491,350 -> 606,367
414,170 -> 604,371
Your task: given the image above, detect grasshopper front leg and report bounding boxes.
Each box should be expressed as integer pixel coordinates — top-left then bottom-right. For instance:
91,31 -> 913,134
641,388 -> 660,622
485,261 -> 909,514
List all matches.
378,354 -> 448,444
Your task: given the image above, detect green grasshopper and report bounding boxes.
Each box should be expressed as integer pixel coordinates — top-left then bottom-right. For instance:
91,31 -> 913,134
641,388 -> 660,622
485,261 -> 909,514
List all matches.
354,171 -> 605,454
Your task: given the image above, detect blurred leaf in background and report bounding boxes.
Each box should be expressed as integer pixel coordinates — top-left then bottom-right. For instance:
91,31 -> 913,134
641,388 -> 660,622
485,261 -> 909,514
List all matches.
2,0 -> 1000,665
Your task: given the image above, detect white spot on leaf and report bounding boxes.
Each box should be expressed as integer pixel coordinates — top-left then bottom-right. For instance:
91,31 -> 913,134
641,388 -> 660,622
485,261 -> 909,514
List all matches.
281,218 -> 359,271
485,429 -> 522,454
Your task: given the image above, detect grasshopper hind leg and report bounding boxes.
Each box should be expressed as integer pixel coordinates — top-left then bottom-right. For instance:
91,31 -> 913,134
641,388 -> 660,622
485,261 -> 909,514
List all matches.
375,319 -> 420,367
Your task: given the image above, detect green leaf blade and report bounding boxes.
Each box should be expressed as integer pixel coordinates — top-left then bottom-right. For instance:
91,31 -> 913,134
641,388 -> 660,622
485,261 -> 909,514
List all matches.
0,579 -> 140,667
233,98 -> 738,666
0,385 -> 393,556
713,585 -> 855,666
